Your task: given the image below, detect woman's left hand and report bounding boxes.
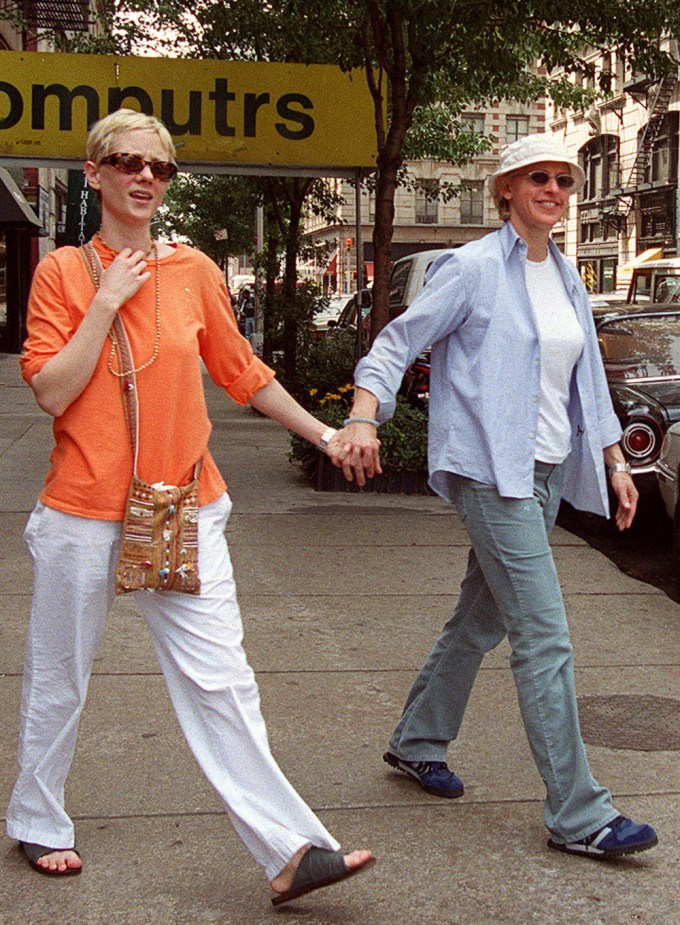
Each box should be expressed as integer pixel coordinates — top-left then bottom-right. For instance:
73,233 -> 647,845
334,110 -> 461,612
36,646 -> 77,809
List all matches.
610,472 -> 638,531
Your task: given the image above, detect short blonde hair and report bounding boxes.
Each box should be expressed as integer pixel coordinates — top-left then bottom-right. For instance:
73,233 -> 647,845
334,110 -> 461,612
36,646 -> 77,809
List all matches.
86,109 -> 176,164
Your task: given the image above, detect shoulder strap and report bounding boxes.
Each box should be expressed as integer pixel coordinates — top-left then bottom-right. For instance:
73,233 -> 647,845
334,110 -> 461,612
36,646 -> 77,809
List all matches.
79,243 -> 140,473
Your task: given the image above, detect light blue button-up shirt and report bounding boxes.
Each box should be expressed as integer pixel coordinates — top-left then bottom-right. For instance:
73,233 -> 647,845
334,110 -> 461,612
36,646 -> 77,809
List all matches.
354,221 -> 622,517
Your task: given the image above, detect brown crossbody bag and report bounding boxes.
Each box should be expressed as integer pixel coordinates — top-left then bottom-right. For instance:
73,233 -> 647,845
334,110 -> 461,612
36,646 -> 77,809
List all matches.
80,243 -> 201,594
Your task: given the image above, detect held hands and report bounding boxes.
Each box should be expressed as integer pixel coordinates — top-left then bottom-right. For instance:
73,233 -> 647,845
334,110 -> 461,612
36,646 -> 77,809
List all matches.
326,422 -> 382,487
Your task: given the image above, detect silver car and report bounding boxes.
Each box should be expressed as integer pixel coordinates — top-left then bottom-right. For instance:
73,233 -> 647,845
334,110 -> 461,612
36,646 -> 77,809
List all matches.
655,421 -> 680,560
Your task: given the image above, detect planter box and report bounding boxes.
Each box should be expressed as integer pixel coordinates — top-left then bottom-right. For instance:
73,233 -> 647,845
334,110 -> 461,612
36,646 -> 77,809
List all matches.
313,450 -> 434,495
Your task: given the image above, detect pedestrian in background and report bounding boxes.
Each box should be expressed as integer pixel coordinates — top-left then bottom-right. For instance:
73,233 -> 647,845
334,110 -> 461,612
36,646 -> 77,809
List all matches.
241,287 -> 256,341
6,108 -> 374,904
331,133 -> 658,860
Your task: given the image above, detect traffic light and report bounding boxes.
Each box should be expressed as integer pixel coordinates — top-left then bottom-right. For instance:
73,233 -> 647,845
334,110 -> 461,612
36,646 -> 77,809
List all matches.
345,237 -> 353,250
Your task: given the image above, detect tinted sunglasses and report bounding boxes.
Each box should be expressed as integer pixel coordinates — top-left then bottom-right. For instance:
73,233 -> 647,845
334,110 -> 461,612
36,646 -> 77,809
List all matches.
100,152 -> 178,181
520,170 -> 575,190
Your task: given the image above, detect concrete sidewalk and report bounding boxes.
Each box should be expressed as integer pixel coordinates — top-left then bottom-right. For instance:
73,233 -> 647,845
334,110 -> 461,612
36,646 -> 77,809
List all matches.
0,351 -> 678,925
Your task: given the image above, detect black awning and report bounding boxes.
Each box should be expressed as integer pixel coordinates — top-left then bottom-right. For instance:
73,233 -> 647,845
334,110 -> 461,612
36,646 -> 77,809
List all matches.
0,167 -> 41,229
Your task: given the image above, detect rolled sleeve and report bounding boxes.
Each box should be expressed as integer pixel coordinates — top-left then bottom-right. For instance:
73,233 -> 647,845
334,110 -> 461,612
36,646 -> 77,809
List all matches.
20,251 -> 80,383
196,259 -> 276,404
223,355 -> 275,405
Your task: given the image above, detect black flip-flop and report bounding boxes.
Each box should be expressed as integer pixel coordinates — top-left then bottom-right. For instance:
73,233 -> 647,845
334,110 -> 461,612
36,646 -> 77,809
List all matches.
271,847 -> 375,907
20,841 -> 82,876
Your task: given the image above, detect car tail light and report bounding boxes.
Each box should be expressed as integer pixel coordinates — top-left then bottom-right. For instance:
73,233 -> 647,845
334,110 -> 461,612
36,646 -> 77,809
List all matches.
621,421 -> 661,461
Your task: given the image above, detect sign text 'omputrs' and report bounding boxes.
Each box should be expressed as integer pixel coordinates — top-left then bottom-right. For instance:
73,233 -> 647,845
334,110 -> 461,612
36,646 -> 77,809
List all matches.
0,79 -> 315,140
0,52 -> 379,169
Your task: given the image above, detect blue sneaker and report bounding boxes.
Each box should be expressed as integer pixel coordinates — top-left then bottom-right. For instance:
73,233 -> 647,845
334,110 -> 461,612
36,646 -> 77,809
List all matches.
383,751 -> 464,798
548,815 -> 658,859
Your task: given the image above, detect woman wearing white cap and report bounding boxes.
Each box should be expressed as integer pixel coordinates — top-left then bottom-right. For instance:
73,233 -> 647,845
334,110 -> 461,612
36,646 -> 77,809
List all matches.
331,133 -> 658,858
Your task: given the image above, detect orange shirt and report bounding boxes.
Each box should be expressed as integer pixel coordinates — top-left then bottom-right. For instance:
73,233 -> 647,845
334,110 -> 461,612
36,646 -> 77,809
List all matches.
21,241 -> 275,520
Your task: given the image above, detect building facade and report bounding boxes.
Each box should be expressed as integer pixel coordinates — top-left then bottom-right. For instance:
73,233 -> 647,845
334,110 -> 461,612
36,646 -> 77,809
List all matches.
302,97 -> 548,294
0,1 -> 106,351
547,41 -> 680,294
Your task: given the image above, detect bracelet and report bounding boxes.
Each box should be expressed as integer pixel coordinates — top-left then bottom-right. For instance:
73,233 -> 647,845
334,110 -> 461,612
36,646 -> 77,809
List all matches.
343,417 -> 380,427
608,462 -> 632,478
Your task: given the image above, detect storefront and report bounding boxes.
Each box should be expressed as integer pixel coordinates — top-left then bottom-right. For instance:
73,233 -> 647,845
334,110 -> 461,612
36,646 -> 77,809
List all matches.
0,167 -> 41,353
577,202 -> 619,292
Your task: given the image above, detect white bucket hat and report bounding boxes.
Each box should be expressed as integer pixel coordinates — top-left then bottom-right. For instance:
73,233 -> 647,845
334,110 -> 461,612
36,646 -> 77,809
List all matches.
489,132 -> 585,195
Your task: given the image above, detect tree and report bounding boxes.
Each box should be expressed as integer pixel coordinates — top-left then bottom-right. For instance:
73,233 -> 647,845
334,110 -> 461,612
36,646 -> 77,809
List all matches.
6,1 -> 678,366
64,2 -> 680,338
156,173 -> 258,274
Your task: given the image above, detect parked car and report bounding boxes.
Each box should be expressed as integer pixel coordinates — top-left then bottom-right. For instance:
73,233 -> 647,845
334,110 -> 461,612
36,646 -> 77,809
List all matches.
655,422 -> 680,560
388,248 -> 450,319
626,257 -> 680,304
334,249 -> 451,337
310,294 -> 354,339
332,289 -> 373,335
591,299 -> 680,328
596,309 -> 680,482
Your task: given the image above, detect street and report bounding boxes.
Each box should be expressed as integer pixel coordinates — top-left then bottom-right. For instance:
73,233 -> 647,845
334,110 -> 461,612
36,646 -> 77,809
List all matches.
558,491 -> 680,606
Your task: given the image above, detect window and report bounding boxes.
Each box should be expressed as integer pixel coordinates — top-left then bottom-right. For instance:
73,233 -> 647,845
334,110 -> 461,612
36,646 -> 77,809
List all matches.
415,180 -> 439,224
613,52 -> 628,95
646,112 -> 678,185
367,188 -> 376,223
600,52 -> 613,92
580,135 -> 619,201
460,181 -> 484,224
506,115 -> 529,144
461,113 -> 485,135
389,260 -> 413,307
607,142 -> 618,193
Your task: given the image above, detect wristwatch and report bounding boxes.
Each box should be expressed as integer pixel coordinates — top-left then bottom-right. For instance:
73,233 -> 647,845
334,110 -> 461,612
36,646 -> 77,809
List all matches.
608,462 -> 632,478
319,426 -> 338,453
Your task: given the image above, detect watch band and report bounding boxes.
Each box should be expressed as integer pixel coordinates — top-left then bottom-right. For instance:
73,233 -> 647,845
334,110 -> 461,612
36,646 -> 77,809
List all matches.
319,426 -> 338,453
608,462 -> 632,477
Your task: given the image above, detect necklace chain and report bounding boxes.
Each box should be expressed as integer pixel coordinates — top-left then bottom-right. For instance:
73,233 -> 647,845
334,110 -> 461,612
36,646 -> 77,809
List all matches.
89,235 -> 162,377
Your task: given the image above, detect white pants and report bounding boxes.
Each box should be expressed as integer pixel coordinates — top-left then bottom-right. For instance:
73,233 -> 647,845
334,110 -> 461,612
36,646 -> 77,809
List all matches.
6,494 -> 338,880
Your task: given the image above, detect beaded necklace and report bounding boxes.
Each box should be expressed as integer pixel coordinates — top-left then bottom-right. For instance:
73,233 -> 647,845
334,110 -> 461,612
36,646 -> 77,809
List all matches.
91,233 -> 162,377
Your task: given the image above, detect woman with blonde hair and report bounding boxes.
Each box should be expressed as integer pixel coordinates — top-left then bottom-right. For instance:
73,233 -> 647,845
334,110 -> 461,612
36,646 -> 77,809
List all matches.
7,108 -> 373,904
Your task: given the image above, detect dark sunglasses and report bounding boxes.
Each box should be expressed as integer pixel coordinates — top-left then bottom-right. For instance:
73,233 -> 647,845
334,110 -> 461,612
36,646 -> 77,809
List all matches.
100,152 -> 178,181
520,170 -> 575,190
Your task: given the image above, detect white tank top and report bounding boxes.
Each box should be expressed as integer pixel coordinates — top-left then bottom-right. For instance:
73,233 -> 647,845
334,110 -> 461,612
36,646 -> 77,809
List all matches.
525,253 -> 585,464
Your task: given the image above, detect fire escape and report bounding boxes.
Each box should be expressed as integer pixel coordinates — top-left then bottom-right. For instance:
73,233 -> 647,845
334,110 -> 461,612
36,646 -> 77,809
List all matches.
604,70 -> 679,232
20,1 -> 94,33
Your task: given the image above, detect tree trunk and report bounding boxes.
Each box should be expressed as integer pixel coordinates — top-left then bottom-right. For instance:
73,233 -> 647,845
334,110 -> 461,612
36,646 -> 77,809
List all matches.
363,5 -> 420,342
370,117 -> 412,342
262,217 -> 278,365
282,191 -> 303,382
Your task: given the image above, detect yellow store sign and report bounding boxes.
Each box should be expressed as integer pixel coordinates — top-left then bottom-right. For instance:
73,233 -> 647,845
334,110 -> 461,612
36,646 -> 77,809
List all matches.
0,51 -> 379,173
